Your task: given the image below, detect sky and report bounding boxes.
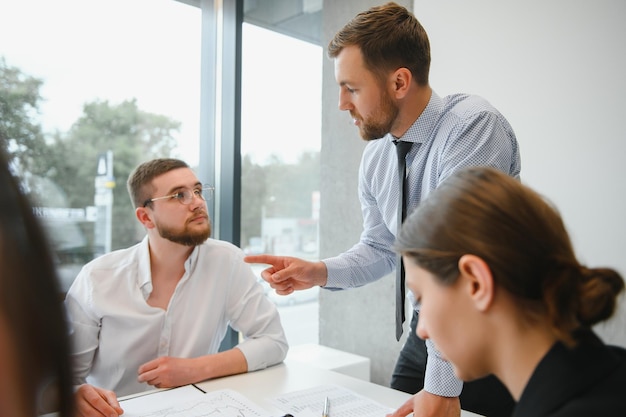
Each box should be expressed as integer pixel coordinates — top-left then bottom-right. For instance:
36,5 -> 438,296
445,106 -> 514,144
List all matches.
0,0 -> 322,166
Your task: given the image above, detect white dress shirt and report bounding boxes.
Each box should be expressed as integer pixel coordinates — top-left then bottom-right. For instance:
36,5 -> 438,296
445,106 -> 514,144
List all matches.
65,236 -> 288,396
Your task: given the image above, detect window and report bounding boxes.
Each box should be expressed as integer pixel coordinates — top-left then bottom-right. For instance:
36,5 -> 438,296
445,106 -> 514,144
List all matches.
240,21 -> 322,346
1,0 -> 323,348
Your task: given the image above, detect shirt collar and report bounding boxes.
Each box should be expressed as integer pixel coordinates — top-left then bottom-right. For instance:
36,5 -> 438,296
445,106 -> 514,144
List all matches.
137,235 -> 200,300
393,90 -> 443,145
137,236 -> 152,299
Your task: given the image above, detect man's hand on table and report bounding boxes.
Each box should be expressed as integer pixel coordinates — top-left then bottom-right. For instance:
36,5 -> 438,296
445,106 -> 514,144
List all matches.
75,384 -> 123,417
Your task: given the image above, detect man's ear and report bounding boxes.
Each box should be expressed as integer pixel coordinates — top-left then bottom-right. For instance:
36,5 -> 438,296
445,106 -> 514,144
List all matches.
135,207 -> 155,229
458,254 -> 495,312
390,67 -> 412,99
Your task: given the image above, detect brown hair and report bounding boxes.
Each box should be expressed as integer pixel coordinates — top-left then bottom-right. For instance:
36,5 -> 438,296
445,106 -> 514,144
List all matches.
327,2 -> 430,86
127,158 -> 189,208
396,166 -> 624,346
0,148 -> 74,416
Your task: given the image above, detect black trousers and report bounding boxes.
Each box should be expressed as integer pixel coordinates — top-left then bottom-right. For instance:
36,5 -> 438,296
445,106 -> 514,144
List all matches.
390,311 -> 515,417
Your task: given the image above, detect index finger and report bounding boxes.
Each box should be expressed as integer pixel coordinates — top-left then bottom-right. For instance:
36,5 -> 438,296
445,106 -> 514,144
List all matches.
244,254 -> 281,266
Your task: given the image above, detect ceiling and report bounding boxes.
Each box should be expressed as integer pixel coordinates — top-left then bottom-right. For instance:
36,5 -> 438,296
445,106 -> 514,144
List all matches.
176,0 -> 323,45
243,0 -> 322,45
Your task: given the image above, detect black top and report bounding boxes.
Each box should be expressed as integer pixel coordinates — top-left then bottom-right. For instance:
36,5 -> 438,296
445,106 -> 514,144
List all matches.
513,329 -> 626,417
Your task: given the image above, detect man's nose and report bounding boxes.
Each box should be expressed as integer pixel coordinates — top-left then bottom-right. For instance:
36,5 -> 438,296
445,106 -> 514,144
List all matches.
188,193 -> 205,209
338,90 -> 353,111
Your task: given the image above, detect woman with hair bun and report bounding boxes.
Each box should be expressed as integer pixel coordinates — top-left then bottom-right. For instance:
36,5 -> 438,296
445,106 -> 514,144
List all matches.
395,166 -> 626,417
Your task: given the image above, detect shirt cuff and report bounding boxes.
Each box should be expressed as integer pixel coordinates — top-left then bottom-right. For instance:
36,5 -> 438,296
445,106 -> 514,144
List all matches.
423,340 -> 463,397
320,258 -> 348,289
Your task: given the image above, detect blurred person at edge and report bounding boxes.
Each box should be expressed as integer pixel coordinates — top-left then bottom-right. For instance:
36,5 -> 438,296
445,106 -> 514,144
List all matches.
0,148 -> 75,417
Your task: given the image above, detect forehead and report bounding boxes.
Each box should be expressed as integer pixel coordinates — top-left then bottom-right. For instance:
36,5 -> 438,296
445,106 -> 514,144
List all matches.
404,259 -> 423,281
152,167 -> 199,192
403,259 -> 436,289
334,45 -> 375,85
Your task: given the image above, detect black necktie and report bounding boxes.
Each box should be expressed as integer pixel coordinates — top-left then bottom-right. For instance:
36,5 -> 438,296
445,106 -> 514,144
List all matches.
394,140 -> 413,341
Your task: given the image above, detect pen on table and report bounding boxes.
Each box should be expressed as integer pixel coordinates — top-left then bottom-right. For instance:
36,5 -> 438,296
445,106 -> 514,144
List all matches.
323,396 -> 330,417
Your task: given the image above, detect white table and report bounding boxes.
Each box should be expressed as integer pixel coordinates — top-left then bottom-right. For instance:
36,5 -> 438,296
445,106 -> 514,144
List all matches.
285,343 -> 371,381
191,361 -> 482,417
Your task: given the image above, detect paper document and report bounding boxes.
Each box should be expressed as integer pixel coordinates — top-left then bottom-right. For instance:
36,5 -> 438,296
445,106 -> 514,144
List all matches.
270,384 -> 394,417
120,386 -> 272,417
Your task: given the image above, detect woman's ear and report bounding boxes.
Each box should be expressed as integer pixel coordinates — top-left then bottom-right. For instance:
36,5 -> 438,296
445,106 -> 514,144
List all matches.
458,254 -> 495,312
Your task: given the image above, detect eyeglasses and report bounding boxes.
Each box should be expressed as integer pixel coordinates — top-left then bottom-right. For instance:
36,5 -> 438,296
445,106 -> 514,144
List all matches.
143,186 -> 214,207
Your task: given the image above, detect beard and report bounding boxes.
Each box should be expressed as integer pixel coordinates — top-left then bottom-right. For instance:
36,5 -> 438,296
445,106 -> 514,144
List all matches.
157,213 -> 211,246
355,89 -> 399,141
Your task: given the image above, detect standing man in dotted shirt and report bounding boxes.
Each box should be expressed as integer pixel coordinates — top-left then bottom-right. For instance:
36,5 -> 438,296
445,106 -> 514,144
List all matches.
245,3 -> 520,417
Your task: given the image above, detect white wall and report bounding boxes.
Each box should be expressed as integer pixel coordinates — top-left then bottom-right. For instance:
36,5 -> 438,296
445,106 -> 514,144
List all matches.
415,0 -> 626,345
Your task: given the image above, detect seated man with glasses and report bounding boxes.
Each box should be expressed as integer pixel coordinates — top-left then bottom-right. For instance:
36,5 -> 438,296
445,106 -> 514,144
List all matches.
65,158 -> 288,417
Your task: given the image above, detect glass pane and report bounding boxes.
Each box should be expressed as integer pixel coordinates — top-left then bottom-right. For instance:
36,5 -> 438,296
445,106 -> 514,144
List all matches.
0,0 -> 200,292
241,22 -> 322,346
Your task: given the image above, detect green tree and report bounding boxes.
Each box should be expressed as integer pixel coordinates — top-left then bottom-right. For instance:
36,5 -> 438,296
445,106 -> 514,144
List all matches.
240,151 -> 320,253
241,154 -> 267,247
0,57 -> 47,173
264,151 -> 320,218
